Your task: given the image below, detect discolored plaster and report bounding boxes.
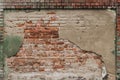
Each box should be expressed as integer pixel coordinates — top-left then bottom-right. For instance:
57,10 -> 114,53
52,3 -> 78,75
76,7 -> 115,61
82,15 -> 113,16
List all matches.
4,10 -> 116,80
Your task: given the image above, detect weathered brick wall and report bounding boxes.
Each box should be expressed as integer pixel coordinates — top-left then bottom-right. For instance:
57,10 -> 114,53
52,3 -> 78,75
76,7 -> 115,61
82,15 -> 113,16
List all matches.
4,10 -> 106,80
0,0 -> 116,9
4,10 -> 115,80
117,6 -> 120,76
0,0 -> 118,80
58,10 -> 116,75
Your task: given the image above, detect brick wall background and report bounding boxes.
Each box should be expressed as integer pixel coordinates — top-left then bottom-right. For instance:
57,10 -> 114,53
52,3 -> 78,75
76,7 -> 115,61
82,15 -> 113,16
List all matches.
0,0 -> 116,9
4,10 -> 115,80
4,10 -> 116,74
0,0 -> 120,80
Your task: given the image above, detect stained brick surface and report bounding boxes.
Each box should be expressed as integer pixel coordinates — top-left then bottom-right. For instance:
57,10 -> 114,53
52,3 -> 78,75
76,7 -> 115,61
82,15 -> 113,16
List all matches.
3,10 -> 115,80
0,0 -> 118,80
6,19 -> 105,80
0,0 -> 116,9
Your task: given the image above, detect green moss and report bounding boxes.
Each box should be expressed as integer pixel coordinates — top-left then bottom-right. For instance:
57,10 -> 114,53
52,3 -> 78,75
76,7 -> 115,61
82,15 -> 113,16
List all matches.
3,36 -> 23,57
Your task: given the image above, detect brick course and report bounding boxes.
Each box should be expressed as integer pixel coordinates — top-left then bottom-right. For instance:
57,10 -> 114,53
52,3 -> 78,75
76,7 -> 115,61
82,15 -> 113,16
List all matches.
0,0 -> 116,9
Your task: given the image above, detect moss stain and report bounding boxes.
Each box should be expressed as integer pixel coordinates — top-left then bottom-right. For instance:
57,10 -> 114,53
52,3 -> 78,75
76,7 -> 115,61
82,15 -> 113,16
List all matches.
3,36 -> 23,57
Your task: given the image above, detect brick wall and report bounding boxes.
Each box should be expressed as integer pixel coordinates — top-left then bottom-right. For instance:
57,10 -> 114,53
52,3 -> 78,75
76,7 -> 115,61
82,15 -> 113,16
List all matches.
117,6 -> 120,76
0,0 -> 116,9
3,10 -> 115,80
4,10 -> 108,80
0,0 -> 119,80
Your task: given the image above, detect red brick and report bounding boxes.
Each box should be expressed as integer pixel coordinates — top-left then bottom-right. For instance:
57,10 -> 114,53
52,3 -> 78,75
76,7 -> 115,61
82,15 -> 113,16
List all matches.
117,56 -> 120,60
117,41 -> 120,45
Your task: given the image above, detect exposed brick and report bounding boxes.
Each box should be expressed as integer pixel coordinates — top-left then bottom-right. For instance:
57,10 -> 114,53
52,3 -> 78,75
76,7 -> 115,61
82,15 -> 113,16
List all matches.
4,10 -> 112,80
1,0 -> 116,9
117,41 -> 120,45
6,18 -> 105,75
6,17 -> 105,79
117,56 -> 120,61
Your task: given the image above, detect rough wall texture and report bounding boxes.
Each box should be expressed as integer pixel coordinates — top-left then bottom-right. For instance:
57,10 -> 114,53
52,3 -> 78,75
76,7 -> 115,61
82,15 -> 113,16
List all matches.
58,10 -> 116,74
116,7 -> 120,75
0,0 -> 118,79
4,10 -> 115,80
0,0 -> 116,9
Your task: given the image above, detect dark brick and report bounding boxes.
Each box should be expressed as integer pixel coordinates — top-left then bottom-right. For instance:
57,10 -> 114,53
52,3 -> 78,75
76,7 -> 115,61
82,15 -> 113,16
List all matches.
117,56 -> 120,60
1,0 -> 116,9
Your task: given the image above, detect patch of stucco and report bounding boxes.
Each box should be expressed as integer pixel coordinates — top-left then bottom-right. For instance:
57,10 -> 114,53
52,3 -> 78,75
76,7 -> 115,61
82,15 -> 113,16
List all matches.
58,10 -> 116,75
4,10 -> 116,80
